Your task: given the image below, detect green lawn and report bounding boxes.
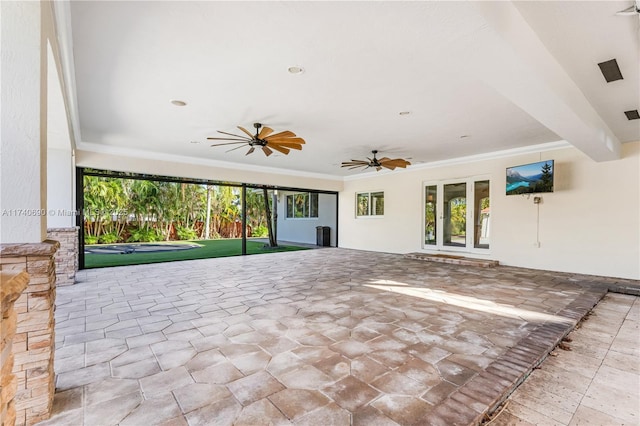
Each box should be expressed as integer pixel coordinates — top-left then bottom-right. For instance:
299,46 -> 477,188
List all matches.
84,239 -> 309,268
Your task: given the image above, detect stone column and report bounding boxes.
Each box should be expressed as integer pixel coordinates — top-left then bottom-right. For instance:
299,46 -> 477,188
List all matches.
1,271 -> 30,426
0,241 -> 59,425
46,228 -> 78,286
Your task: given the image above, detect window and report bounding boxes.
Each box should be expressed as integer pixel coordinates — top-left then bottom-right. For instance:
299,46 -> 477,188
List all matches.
286,193 -> 318,218
356,191 -> 384,216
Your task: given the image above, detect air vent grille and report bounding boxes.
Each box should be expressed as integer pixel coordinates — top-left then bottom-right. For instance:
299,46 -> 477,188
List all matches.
624,110 -> 640,120
597,59 -> 623,83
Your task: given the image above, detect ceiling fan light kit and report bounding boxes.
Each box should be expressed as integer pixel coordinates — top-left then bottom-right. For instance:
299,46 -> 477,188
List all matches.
208,122 -> 305,157
341,150 -> 411,172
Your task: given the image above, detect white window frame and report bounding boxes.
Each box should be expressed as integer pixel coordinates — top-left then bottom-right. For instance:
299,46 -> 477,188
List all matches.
356,191 -> 384,218
285,192 -> 319,219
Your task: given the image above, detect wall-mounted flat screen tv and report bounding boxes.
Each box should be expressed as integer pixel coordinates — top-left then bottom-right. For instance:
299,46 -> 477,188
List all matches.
506,160 -> 554,195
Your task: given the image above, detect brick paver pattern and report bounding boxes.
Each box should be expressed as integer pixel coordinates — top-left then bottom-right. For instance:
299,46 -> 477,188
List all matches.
39,248 -> 622,425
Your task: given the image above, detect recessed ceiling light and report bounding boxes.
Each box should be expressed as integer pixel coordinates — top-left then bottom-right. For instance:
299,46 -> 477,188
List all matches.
399,111 -> 411,116
288,66 -> 304,75
171,100 -> 187,106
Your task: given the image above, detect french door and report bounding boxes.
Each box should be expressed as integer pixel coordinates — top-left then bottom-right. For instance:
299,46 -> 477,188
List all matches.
424,178 -> 490,252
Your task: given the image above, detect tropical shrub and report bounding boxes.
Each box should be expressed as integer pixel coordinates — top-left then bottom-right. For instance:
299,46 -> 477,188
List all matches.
84,234 -> 98,244
127,227 -> 161,243
83,176 -> 276,241
252,225 -> 269,237
98,232 -> 119,244
176,226 -> 198,241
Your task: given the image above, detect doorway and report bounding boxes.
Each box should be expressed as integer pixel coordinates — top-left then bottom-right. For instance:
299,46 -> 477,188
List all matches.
424,178 -> 490,252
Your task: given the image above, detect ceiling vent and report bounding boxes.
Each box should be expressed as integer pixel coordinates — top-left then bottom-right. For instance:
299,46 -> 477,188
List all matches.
597,59 -> 623,82
624,110 -> 640,120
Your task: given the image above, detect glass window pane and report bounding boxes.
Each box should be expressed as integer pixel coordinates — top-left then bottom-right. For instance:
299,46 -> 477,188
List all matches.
425,186 -> 437,245
371,192 -> 384,215
310,193 -> 318,218
356,193 -> 369,216
294,194 -> 306,218
286,195 -> 293,218
474,180 -> 490,249
444,183 -> 466,247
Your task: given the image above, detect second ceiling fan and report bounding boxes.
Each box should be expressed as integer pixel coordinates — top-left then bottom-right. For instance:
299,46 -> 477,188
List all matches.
208,123 -> 305,156
342,150 -> 411,171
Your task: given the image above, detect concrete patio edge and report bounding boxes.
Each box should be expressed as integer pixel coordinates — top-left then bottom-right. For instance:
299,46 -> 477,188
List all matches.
428,287 -> 608,426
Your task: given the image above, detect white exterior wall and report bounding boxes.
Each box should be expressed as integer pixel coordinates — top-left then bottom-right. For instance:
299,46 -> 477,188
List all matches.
0,1 -> 48,243
340,142 -> 640,280
276,192 -> 337,247
46,148 -> 74,228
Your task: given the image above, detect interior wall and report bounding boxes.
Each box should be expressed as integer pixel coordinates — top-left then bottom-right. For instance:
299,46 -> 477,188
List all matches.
339,142 -> 640,280
276,192 -> 337,246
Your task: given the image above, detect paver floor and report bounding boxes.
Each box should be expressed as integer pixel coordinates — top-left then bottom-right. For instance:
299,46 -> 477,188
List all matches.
37,248 -> 629,425
490,293 -> 639,426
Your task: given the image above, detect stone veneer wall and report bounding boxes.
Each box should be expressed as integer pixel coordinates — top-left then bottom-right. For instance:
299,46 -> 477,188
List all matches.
0,241 -> 59,426
1,271 -> 30,426
46,228 -> 78,286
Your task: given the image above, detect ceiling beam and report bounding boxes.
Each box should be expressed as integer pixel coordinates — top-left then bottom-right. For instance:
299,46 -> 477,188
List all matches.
472,1 -> 621,162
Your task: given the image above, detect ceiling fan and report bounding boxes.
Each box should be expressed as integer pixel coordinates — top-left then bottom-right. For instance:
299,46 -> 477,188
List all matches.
616,0 -> 640,15
341,150 -> 411,171
208,123 -> 305,156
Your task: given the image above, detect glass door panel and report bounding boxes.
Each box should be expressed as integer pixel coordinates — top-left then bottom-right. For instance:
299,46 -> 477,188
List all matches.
474,180 -> 490,249
425,186 -> 437,246
443,182 -> 466,247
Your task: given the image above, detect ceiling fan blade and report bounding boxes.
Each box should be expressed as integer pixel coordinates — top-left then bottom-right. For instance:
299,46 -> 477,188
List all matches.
382,164 -> 397,170
237,126 -> 255,138
381,162 -> 408,169
269,144 -> 290,155
262,146 -> 273,157
258,126 -> 274,139
269,142 -> 303,150
380,158 -> 401,164
210,141 -> 250,147
341,162 -> 368,168
246,147 -> 255,156
384,159 -> 411,167
394,158 -> 411,167
616,5 -> 637,15
266,137 -> 306,144
226,144 -> 249,153
218,130 -> 252,140
207,137 -> 248,141
265,130 -> 296,140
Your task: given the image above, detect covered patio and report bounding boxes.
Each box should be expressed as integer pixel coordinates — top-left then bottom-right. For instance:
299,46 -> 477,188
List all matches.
40,249 -> 618,425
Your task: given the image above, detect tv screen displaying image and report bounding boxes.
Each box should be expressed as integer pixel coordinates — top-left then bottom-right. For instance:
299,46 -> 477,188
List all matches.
506,160 -> 554,195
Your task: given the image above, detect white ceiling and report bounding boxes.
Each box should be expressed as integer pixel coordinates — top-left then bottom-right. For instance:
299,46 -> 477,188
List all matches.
60,1 -> 639,177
